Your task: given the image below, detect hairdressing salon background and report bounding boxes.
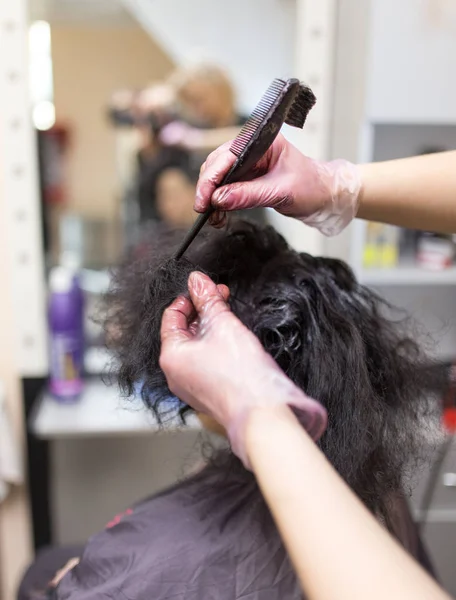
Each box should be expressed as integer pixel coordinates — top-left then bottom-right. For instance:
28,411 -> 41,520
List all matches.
2,0 -> 456,598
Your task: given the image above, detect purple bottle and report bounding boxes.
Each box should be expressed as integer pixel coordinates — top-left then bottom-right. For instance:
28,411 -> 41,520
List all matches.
48,267 -> 84,402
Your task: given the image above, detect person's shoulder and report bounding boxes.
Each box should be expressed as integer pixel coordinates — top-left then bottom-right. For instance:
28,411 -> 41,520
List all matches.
54,461 -> 297,599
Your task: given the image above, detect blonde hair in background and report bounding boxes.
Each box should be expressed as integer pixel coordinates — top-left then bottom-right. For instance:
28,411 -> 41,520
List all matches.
169,62 -> 236,121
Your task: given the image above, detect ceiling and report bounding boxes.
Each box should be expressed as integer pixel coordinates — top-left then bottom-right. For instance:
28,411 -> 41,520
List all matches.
29,0 -> 137,26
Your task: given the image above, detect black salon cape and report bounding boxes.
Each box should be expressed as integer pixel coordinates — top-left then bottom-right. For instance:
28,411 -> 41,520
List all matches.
29,455 -> 433,600
55,458 -> 302,600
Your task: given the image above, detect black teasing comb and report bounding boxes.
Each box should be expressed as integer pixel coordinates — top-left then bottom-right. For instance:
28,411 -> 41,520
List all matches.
174,78 -> 316,260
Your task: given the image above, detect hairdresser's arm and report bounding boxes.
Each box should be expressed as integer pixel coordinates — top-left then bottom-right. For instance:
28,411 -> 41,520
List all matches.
160,272 -> 450,600
246,405 -> 450,600
196,135 -> 456,235
358,151 -> 456,233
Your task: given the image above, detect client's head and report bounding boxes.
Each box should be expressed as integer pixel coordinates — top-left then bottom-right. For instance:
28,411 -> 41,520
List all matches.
106,220 -> 442,522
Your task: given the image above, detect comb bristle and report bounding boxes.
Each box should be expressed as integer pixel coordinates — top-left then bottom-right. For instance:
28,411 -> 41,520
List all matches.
230,78 -> 287,157
285,84 -> 316,129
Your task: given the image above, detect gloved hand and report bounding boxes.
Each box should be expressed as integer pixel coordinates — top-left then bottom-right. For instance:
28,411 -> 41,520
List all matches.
195,134 -> 362,236
160,271 -> 327,467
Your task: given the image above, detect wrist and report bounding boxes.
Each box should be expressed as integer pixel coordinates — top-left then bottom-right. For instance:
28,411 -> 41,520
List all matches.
245,404 -> 295,435
227,404 -> 294,469
298,159 -> 362,236
244,405 -> 305,468
355,162 -> 374,221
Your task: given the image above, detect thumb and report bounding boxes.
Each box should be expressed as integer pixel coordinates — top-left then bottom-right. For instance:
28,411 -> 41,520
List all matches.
160,295 -> 194,345
212,176 -> 291,212
188,272 -> 230,321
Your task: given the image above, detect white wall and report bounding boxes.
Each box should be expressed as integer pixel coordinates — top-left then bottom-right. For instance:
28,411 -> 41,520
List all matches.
121,0 -> 297,112
367,0 -> 456,123
52,24 -> 174,219
0,3 -> 35,597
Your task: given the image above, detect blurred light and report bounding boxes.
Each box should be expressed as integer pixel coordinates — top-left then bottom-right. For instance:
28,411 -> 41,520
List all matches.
29,57 -> 54,105
29,21 -> 54,126
33,101 -> 55,130
29,21 -> 51,55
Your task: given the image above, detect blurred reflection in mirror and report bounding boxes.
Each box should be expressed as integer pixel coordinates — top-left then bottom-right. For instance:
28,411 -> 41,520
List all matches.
155,167 -> 198,228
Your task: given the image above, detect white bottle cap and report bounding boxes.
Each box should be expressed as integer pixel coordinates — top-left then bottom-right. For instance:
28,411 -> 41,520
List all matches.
49,266 -> 73,293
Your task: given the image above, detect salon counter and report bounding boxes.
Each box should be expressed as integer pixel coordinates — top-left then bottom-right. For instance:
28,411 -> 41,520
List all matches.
30,378 -> 201,439
29,377 -> 207,544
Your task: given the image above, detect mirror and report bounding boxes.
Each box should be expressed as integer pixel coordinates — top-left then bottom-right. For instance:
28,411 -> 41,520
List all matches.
27,0 -> 275,271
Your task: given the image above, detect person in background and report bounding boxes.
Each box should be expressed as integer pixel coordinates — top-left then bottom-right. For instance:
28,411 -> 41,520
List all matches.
109,66 -> 265,233
108,83 -> 191,230
160,63 -> 248,154
155,165 -> 198,228
134,83 -> 179,162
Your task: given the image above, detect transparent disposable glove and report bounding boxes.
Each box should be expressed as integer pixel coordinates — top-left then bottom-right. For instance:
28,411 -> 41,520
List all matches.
195,134 -> 362,236
160,271 -> 327,468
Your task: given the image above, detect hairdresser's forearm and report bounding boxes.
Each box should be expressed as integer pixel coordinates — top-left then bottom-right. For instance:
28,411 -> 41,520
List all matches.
357,151 -> 456,233
245,405 -> 450,600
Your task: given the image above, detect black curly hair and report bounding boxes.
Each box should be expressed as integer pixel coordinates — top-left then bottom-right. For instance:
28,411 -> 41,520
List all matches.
105,219 -> 443,524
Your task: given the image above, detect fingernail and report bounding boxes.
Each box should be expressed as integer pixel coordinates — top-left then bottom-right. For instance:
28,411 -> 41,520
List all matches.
213,187 -> 229,207
174,295 -> 188,308
189,271 -> 205,295
209,211 -> 226,229
195,186 -> 204,211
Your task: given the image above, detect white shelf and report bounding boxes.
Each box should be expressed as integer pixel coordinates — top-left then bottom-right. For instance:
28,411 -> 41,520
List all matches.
359,266 -> 456,286
84,346 -> 112,375
30,378 -> 201,439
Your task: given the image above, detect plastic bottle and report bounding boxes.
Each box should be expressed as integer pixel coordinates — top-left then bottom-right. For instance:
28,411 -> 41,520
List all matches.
48,266 -> 84,402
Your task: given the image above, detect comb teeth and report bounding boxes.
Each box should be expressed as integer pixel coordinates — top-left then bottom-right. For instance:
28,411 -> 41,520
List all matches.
230,78 -> 287,157
285,84 -> 317,129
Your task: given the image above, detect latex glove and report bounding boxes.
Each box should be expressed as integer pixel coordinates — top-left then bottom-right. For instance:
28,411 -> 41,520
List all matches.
160,271 -> 327,467
195,134 -> 361,236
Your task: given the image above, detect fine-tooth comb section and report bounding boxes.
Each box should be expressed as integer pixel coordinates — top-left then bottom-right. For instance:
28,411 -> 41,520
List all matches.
230,78 -> 287,157
285,84 -> 317,129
